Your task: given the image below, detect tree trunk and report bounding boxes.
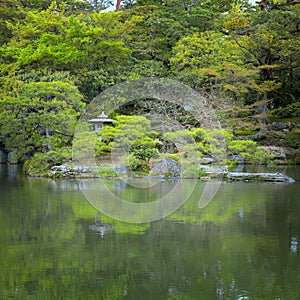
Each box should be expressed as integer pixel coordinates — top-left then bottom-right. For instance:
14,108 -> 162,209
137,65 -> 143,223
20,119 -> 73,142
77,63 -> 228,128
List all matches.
116,0 -> 121,11
255,92 -> 268,125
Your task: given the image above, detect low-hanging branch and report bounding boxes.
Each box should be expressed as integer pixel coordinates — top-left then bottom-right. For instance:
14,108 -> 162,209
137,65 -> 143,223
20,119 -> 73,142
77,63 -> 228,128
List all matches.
35,123 -> 73,137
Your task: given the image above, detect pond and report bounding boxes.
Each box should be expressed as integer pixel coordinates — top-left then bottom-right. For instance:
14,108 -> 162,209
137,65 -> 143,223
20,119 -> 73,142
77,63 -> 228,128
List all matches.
0,165 -> 299,299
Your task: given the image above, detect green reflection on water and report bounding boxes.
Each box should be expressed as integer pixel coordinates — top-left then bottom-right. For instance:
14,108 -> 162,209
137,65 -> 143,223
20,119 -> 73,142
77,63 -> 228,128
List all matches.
0,165 -> 299,299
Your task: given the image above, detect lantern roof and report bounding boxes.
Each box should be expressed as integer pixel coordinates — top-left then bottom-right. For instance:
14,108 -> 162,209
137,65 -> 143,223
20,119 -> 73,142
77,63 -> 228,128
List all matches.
88,112 -> 114,123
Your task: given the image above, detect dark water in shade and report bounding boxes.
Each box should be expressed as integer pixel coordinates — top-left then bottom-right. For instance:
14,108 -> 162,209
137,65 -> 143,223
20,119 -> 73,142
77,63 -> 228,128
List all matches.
0,165 -> 299,299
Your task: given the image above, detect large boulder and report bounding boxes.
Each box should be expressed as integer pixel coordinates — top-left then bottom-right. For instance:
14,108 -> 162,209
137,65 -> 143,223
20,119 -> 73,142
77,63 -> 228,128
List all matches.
199,156 -> 216,164
114,164 -> 128,174
150,158 -> 181,177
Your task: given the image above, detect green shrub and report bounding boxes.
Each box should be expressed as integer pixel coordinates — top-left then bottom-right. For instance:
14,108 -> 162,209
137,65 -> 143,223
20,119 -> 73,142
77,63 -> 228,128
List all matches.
182,165 -> 206,179
234,128 -> 257,136
23,147 -> 72,175
284,133 -> 300,149
164,153 -> 181,162
127,153 -> 142,171
272,102 -> 300,118
228,140 -> 257,159
228,140 -> 273,164
124,153 -> 151,173
97,164 -> 117,177
252,148 -> 274,165
131,147 -> 159,162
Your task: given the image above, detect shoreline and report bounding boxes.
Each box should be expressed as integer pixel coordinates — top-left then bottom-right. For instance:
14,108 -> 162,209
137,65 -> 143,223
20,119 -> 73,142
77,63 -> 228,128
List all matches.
25,171 -> 296,183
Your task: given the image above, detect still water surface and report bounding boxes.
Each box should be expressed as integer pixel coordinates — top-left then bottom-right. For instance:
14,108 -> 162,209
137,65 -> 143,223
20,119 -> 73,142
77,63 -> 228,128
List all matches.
0,165 -> 299,299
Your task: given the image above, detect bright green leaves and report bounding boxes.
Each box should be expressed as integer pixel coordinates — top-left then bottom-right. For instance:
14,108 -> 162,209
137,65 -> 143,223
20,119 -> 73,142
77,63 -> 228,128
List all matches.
96,115 -> 159,155
171,31 -> 241,70
123,6 -> 176,63
162,127 -> 272,164
21,81 -> 84,110
0,0 -> 299,167
0,5 -> 132,104
162,128 -> 228,159
2,6 -> 131,73
222,4 -> 249,31
95,115 -> 160,171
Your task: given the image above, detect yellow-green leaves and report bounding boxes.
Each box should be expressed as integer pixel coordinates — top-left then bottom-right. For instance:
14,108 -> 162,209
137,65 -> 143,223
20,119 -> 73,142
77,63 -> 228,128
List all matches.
2,7 -> 131,72
170,30 -> 253,95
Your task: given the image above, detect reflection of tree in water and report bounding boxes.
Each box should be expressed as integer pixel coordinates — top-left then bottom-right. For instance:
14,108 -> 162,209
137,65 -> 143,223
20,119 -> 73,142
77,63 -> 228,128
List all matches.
1,173 -> 300,299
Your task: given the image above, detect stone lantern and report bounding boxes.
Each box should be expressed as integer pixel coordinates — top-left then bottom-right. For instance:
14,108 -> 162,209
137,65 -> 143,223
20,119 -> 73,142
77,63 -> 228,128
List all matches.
88,112 -> 114,133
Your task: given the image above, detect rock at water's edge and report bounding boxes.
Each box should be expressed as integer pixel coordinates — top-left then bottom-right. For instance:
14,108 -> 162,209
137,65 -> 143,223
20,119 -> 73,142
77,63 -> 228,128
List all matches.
226,172 -> 295,183
48,164 -> 92,177
150,158 -> 181,177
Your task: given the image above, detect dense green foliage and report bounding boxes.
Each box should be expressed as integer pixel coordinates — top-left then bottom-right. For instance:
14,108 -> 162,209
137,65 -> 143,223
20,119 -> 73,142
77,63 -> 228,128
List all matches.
95,115 -> 160,171
0,0 -> 299,167
0,79 -> 84,160
90,115 -> 273,175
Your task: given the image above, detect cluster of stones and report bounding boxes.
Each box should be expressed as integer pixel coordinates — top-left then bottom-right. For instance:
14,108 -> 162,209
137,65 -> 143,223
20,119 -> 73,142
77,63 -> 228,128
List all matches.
48,165 -> 93,178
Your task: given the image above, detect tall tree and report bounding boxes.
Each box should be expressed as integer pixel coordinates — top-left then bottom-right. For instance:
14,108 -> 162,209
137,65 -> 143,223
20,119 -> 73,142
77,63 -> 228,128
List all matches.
0,80 -> 85,160
170,2 -> 300,122
0,2 -> 131,102
221,2 -> 300,115
170,30 -> 254,94
1,3 -> 130,72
